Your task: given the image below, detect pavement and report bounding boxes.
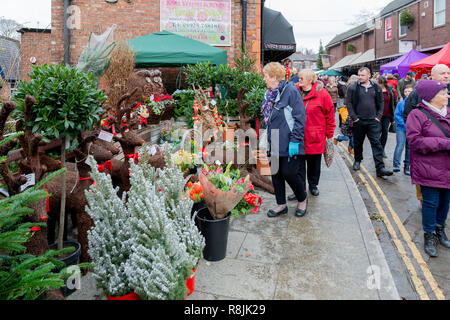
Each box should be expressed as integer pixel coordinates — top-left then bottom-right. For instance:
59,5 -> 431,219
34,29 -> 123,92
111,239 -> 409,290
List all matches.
67,145 -> 400,300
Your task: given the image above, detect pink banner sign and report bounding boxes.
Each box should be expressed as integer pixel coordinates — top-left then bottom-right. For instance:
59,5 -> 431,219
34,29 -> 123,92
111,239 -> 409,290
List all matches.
160,0 -> 231,46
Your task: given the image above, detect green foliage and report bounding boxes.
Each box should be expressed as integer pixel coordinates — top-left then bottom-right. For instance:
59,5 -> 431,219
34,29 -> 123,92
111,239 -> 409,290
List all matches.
184,61 -> 216,89
172,89 -> 196,128
317,40 -> 325,70
12,64 -> 107,147
0,168 -> 92,300
400,9 -> 415,26
347,43 -> 356,52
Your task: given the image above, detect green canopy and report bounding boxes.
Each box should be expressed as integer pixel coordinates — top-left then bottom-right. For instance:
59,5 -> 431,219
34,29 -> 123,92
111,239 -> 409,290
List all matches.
318,69 -> 344,77
127,30 -> 228,67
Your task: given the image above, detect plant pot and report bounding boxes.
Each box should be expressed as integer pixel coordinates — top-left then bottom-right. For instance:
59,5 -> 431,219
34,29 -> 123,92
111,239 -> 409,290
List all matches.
256,150 -> 271,176
223,125 -> 237,142
194,207 -> 231,262
191,201 -> 207,218
49,241 -> 81,297
186,266 -> 198,296
105,292 -> 140,300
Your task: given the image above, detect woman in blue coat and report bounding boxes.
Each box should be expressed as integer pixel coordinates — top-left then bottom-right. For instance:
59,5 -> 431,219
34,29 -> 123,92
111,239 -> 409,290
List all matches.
261,62 -> 308,218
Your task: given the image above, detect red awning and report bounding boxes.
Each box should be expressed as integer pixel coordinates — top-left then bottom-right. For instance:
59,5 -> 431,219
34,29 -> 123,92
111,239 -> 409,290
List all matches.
410,42 -> 450,77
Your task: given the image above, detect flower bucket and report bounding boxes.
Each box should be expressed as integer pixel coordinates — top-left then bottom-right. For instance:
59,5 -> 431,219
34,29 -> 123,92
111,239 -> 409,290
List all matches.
195,207 -> 231,262
186,266 -> 198,296
106,292 -> 140,300
49,241 -> 81,297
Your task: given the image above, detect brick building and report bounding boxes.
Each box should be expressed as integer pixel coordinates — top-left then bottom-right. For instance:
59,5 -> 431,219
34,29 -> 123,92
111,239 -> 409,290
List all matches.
325,0 -> 450,74
19,0 -> 263,84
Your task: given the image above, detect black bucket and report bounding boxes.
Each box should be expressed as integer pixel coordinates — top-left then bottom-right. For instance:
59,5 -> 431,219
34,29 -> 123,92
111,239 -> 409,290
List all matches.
194,207 -> 231,262
50,241 -> 81,297
191,201 -> 207,219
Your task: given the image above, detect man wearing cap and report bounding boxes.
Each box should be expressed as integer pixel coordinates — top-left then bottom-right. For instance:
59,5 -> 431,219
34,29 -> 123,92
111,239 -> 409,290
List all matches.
406,79 -> 450,257
397,71 -> 416,100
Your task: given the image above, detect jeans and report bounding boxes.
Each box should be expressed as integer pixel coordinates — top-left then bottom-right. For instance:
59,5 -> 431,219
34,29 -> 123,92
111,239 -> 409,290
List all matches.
393,130 -> 410,167
380,116 -> 391,150
337,135 -> 354,148
420,186 -> 450,233
353,119 -> 385,171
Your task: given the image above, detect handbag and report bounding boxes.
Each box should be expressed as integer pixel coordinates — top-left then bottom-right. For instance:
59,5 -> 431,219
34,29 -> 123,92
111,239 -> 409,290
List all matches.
324,138 -> 335,168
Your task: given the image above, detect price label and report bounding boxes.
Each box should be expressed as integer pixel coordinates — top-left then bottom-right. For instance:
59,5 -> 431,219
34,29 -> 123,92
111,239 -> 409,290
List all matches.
98,130 -> 113,142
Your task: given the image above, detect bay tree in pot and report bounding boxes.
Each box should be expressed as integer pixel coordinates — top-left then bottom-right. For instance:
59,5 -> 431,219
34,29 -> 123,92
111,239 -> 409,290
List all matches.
13,64 -> 107,251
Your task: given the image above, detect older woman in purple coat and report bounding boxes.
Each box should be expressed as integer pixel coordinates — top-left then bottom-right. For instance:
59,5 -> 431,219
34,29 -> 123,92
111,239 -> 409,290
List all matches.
406,80 -> 450,257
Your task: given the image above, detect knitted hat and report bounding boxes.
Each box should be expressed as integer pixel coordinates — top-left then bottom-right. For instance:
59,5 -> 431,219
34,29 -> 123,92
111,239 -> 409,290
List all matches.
415,79 -> 447,102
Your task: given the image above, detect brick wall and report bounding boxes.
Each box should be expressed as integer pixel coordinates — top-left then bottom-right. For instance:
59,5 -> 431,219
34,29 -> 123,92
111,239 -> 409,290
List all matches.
21,0 -> 261,84
20,31 -> 53,80
326,30 -> 374,66
419,0 -> 450,50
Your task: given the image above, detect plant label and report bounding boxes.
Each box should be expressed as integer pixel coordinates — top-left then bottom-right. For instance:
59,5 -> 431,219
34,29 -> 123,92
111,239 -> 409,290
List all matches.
98,130 -> 113,142
20,173 -> 36,192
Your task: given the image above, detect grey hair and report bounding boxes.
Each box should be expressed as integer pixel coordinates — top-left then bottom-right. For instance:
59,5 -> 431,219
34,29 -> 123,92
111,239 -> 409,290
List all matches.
431,64 -> 450,75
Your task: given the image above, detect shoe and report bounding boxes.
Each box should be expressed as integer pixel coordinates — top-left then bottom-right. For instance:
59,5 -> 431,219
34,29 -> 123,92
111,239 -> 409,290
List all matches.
348,146 -> 354,155
404,166 -> 411,176
393,166 -> 401,173
353,161 -> 361,171
436,224 -> 450,248
333,137 -> 338,145
287,193 -> 297,201
309,186 -> 319,196
295,198 -> 308,217
267,206 -> 288,218
424,232 -> 438,257
376,168 -> 393,177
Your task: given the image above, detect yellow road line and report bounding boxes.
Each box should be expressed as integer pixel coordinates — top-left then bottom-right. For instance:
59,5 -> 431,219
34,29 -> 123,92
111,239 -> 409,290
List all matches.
338,146 -> 430,300
357,158 -> 446,300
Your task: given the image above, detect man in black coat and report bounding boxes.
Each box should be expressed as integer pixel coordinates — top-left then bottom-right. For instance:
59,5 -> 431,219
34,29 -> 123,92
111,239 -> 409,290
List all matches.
346,67 -> 393,177
403,64 -> 450,123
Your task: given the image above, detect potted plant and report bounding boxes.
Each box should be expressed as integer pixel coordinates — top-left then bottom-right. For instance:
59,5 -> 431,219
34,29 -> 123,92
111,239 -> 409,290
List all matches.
196,162 -> 250,261
347,43 -> 356,52
400,9 -> 415,27
13,64 -> 107,253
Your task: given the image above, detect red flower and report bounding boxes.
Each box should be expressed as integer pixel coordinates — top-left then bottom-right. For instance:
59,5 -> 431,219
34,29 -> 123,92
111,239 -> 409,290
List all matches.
161,94 -> 173,101
158,188 -> 162,192
41,216 -> 47,222
153,97 -> 162,103
30,226 -> 41,232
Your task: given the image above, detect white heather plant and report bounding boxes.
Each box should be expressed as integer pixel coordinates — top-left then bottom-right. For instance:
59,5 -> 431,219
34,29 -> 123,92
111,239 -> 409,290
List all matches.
84,156 -> 135,297
125,146 -> 205,299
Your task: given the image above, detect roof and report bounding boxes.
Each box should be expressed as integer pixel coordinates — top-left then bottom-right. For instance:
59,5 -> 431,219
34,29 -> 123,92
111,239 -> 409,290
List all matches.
127,30 -> 227,67
330,52 -> 363,70
379,0 -> 417,17
289,52 -> 318,61
326,23 -> 372,48
349,49 -> 376,66
0,36 -> 21,81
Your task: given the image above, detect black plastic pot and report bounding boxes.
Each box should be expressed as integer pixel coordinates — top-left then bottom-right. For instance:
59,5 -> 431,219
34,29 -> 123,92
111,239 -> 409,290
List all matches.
50,241 -> 81,297
191,201 -> 207,218
194,207 -> 231,262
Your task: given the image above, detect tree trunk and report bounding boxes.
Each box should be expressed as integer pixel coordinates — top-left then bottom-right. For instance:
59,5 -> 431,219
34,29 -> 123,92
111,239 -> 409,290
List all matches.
57,137 -> 68,250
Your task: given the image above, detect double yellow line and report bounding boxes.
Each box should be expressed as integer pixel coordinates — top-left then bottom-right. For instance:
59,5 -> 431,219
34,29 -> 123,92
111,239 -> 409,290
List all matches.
337,144 -> 445,300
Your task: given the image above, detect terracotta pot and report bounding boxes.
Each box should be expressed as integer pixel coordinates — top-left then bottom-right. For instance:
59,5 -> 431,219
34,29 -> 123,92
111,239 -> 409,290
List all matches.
223,125 -> 236,142
186,266 -> 198,296
256,151 -> 271,176
105,292 -> 140,300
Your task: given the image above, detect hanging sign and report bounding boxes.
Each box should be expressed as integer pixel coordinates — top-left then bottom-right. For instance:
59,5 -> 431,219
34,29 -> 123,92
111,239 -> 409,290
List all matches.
160,0 -> 232,46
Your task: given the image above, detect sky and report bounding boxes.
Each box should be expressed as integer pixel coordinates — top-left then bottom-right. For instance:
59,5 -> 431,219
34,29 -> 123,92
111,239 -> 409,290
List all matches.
1,0 -> 393,51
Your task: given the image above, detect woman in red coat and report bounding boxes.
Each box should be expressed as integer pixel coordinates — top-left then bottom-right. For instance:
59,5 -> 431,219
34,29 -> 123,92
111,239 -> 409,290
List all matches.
288,69 -> 336,199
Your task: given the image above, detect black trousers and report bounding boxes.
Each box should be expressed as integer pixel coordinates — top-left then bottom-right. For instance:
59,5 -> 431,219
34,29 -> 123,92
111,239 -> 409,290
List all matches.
380,116 -> 391,150
271,156 -> 307,205
298,154 -> 322,188
353,119 -> 385,171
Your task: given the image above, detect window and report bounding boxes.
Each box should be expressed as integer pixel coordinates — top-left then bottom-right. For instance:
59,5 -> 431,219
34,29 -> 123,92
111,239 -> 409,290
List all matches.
385,16 -> 393,41
399,12 -> 407,37
434,0 -> 446,27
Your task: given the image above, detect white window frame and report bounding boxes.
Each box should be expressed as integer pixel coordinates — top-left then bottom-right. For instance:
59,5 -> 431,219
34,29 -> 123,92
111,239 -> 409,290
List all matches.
385,16 -> 393,41
399,12 -> 407,37
434,0 -> 446,28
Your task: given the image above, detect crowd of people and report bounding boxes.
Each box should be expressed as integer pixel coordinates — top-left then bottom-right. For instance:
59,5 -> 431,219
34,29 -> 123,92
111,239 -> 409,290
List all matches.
262,61 -> 450,258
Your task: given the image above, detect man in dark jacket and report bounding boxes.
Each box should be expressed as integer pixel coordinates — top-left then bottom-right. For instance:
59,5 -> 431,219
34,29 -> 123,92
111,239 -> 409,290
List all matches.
403,64 -> 450,123
346,67 -> 393,177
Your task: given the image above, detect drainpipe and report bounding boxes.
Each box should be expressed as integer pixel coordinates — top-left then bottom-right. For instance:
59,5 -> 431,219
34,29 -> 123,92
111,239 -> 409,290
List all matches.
261,0 -> 265,65
64,0 -> 70,65
241,0 -> 247,51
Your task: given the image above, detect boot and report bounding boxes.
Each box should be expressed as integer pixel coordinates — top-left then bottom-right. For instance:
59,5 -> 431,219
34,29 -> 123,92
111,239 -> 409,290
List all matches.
424,232 -> 438,257
435,224 -> 450,248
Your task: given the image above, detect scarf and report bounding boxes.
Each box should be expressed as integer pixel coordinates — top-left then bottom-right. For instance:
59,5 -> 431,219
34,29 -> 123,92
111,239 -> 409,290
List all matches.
261,81 -> 286,126
423,100 -> 448,117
